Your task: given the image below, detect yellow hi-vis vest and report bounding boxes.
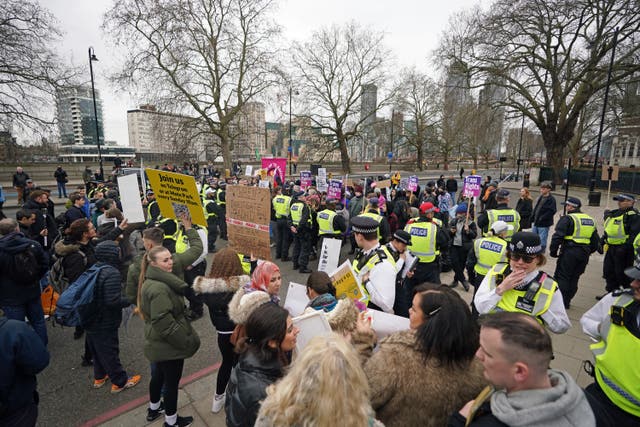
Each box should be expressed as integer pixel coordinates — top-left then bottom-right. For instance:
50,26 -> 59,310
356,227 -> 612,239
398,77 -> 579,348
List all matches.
352,245 -> 396,305
633,234 -> 640,258
159,218 -> 179,242
203,199 -> 217,220
200,183 -> 211,199
404,221 -> 438,263
486,208 -> 520,241
473,236 -> 508,276
564,213 -> 596,244
361,211 -> 383,240
237,253 -> 251,275
604,210 -> 636,245
216,188 -> 226,206
317,209 -> 337,235
272,195 -> 291,218
590,292 -> 640,417
486,264 -> 557,324
146,200 -> 160,225
290,201 -> 310,226
432,217 -> 443,228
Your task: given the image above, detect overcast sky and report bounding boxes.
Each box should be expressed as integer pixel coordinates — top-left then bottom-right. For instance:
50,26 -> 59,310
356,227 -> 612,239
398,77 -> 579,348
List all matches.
46,0 -> 488,146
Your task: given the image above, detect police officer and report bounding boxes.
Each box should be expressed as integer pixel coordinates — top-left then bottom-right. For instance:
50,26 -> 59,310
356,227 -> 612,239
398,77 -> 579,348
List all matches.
144,190 -> 161,226
581,264 -> 640,427
477,188 -> 520,241
601,193 -> 640,299
216,181 -> 227,240
404,201 -> 449,288
385,230 -> 414,317
474,231 -> 571,334
272,186 -> 292,261
317,198 -> 347,245
202,188 -> 218,253
288,190 -> 312,273
549,197 -> 599,308
466,220 -> 512,318
351,216 -> 397,313
360,197 -> 390,243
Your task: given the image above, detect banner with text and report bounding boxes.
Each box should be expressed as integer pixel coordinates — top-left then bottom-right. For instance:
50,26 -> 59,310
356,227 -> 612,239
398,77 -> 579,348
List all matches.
330,261 -> 366,302
463,175 -> 483,198
318,238 -> 342,273
145,169 -> 207,227
300,171 -> 312,189
226,185 -> 272,260
327,179 -> 342,200
261,158 -> 287,185
408,176 -> 419,192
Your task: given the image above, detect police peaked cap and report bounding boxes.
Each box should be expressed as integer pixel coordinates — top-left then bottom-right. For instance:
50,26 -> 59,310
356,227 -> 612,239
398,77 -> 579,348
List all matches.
351,216 -> 379,234
561,197 -> 581,208
508,232 -> 542,255
613,193 -> 635,202
392,230 -> 412,245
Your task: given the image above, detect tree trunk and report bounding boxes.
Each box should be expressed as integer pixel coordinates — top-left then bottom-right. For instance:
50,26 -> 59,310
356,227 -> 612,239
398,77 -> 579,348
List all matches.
416,145 -> 424,171
220,134 -> 232,171
338,138 -> 352,174
545,140 -> 565,186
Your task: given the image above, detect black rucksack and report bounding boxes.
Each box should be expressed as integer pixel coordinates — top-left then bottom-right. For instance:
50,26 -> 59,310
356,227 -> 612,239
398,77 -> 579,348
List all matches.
48,250 -> 87,294
9,243 -> 41,285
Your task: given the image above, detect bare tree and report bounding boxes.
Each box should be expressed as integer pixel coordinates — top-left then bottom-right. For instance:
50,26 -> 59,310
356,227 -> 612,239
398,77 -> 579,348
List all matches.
0,0 -> 75,133
103,0 -> 280,170
395,68 -> 441,171
290,22 -> 393,173
436,0 -> 640,184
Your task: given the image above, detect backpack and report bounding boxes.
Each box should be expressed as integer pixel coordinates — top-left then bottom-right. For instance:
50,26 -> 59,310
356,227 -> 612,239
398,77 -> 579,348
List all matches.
9,243 -> 41,285
48,250 -> 87,294
54,264 -> 108,327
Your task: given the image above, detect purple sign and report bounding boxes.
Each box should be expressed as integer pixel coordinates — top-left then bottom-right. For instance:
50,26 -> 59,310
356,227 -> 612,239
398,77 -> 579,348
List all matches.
300,171 -> 312,189
327,179 -> 342,200
463,175 -> 483,198
408,176 -> 419,192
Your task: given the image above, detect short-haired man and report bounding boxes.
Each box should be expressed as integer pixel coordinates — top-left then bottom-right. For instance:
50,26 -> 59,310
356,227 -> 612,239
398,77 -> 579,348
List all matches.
64,194 -> 87,228
450,311 -> 596,426
16,210 -> 37,239
532,182 -> 557,252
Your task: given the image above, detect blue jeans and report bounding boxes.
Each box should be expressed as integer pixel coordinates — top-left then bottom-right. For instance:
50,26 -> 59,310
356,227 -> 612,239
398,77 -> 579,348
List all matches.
57,181 -> 67,198
1,298 -> 48,346
449,192 -> 456,203
532,225 -> 550,252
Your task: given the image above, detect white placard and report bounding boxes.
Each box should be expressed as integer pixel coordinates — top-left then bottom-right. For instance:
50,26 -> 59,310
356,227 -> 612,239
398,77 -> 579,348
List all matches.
317,177 -> 328,192
283,282 -> 309,317
318,238 -> 342,273
245,165 -> 253,177
117,173 -> 145,223
292,310 -> 332,354
258,180 -> 270,188
318,168 -> 327,179
369,309 -> 410,339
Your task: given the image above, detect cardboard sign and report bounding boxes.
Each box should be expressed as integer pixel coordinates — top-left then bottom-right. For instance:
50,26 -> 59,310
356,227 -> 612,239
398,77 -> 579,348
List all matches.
300,171 -> 312,189
226,185 -> 272,260
408,176 -> 419,192
318,238 -> 342,273
377,179 -> 391,189
463,175 -> 483,198
145,169 -> 207,227
330,261 -> 366,302
601,165 -> 619,182
117,173 -> 145,223
292,310 -> 333,354
327,179 -> 342,200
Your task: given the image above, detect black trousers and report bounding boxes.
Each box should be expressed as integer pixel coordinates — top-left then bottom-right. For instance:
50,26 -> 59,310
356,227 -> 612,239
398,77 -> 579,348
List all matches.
291,229 -> 311,269
585,382 -> 640,427
554,245 -> 590,306
206,218 -> 218,250
603,244 -> 633,292
0,401 -> 38,427
184,262 -> 206,315
406,260 -> 441,295
218,209 -> 227,239
393,276 -> 410,318
86,330 -> 128,387
150,359 -> 185,417
450,244 -> 471,283
275,217 -> 291,259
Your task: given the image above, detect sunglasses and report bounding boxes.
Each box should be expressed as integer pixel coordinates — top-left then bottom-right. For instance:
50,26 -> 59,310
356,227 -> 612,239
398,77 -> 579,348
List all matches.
509,253 -> 537,264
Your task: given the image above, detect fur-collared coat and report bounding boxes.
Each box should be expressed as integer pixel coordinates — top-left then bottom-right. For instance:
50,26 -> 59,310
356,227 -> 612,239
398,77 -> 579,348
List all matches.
192,275 -> 250,332
227,285 -> 272,326
363,330 -> 487,427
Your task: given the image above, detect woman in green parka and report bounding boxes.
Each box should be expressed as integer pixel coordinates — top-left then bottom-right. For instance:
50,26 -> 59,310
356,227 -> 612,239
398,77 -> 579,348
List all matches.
138,246 -> 200,427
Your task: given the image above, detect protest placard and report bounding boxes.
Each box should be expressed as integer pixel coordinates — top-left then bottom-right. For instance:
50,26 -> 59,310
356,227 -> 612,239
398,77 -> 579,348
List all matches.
327,179 -> 342,200
292,310 -> 332,354
283,282 -> 309,317
318,168 -> 327,180
399,177 -> 409,190
226,185 -> 272,260
117,173 -> 145,223
145,169 -> 207,227
318,238 -> 342,273
408,176 -> 419,192
463,175 -> 483,198
330,261 -> 366,302
369,309 -> 410,339
258,180 -> 270,188
376,179 -> 391,189
244,165 -> 253,177
317,178 -> 328,192
300,171 -> 312,189
261,158 -> 286,184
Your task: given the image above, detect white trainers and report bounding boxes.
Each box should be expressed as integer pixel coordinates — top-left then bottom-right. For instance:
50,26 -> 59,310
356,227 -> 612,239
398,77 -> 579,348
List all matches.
211,393 -> 225,413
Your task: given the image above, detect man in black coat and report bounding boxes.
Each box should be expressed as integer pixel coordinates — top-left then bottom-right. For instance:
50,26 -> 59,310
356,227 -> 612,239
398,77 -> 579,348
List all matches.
54,165 -> 69,198
531,182 -> 557,252
0,219 -> 49,345
12,166 -> 30,204
446,176 -> 458,203
23,190 -> 58,251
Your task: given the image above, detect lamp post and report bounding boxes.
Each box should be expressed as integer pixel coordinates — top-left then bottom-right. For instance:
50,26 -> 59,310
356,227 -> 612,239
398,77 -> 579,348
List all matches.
516,113 -> 525,182
288,87 -> 298,177
589,27 -> 619,202
88,47 -> 104,181
389,109 -> 394,173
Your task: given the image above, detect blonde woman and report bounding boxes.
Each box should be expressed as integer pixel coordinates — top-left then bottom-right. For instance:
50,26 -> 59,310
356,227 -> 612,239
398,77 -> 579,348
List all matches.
256,334 -> 382,427
516,187 -> 533,230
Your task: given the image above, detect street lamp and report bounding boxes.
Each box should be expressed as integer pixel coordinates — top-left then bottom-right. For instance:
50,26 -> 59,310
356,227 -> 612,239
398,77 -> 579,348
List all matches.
288,87 -> 298,177
516,113 -> 525,182
389,109 -> 394,173
88,46 -> 104,181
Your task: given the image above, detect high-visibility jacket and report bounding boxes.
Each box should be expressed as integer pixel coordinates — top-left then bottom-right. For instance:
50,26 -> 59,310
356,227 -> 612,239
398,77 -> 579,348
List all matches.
200,183 -> 211,199
290,201 -> 311,226
352,245 -> 396,305
590,291 -> 640,417
216,188 -> 226,207
237,253 -> 251,275
404,221 -> 439,263
272,195 -> 291,218
604,210 -> 636,245
486,208 -> 520,241
432,217 -> 443,228
486,264 -> 557,324
317,209 -> 338,235
473,236 -> 508,275
361,211 -> 383,240
203,199 -> 217,220
175,225 -> 207,253
146,200 -> 160,225
564,213 -> 596,244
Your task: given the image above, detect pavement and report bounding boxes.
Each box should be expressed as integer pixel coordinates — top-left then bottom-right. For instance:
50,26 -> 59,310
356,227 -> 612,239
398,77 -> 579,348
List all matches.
85,181 -> 616,427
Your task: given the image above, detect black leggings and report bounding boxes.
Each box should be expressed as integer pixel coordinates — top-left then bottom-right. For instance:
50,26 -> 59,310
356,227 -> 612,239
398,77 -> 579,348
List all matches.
149,359 -> 184,416
216,332 -> 236,395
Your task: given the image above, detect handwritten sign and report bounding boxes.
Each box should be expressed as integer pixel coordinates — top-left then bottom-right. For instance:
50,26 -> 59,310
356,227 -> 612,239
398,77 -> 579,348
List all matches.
318,238 -> 342,273
327,179 -> 342,200
376,179 -> 391,189
226,185 -> 271,260
145,169 -> 206,227
463,175 -> 483,198
330,261 -> 366,302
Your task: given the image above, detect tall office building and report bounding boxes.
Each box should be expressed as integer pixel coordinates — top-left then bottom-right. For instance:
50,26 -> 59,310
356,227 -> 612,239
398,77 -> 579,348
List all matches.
56,86 -> 105,146
233,102 -> 266,160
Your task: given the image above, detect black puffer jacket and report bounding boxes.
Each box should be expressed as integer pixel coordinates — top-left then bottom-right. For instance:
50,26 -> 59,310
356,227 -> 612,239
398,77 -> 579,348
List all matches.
82,241 -> 129,332
225,350 -> 283,427
0,232 -> 48,305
